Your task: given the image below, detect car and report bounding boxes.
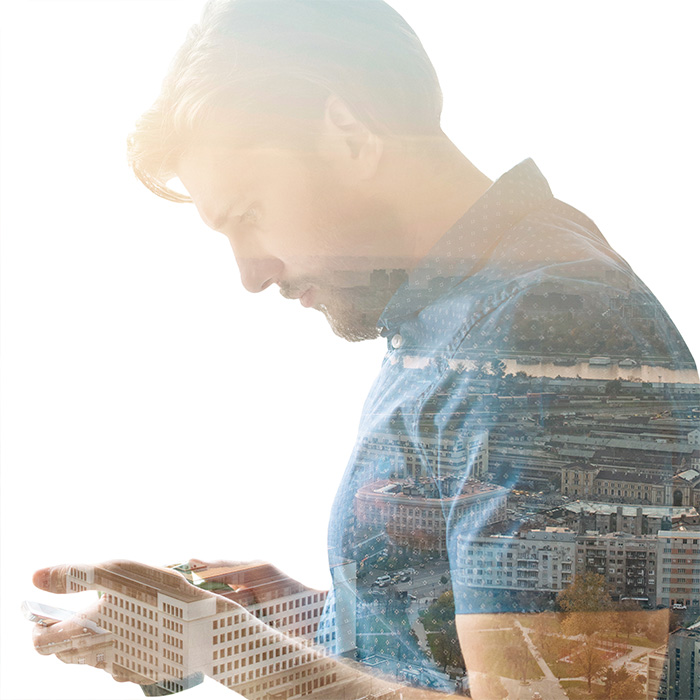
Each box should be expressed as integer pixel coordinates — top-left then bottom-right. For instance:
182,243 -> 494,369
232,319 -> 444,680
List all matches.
671,603 -> 687,610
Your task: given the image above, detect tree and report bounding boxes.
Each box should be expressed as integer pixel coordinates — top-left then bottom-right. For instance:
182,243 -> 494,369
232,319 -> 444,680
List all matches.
599,665 -> 644,700
557,573 -> 612,639
420,591 -> 466,674
557,574 -> 613,692
614,600 -> 640,641
604,379 -> 623,397
530,614 -> 557,660
491,359 -> 506,379
571,641 -> 607,692
502,626 -> 533,684
429,623 -> 464,672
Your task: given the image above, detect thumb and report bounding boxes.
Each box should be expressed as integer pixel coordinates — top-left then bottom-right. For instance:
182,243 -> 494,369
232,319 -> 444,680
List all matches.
33,565 -> 92,594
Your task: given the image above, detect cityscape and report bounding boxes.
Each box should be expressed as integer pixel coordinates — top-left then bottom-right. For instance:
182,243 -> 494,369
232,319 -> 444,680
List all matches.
45,271 -> 700,700
51,356 -> 700,700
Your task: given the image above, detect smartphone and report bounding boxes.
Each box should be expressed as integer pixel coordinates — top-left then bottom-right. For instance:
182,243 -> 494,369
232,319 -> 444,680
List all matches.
21,600 -> 77,626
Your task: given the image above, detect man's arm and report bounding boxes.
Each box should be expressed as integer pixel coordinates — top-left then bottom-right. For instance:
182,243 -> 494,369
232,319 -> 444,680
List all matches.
32,560 -> 463,699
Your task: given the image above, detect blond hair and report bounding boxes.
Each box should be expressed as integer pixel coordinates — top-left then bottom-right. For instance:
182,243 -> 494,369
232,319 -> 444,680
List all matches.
127,0 -> 443,202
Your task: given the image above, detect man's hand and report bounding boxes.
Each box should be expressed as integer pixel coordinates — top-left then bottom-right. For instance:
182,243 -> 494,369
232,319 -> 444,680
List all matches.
31,560 -> 228,689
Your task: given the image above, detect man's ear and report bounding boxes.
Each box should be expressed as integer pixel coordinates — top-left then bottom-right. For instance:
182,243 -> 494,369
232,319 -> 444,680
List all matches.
323,96 -> 383,178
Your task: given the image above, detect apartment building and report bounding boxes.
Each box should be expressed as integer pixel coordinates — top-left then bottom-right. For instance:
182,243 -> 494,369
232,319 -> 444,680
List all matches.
575,531 -> 658,604
657,530 -> 700,609
455,527 -> 576,593
666,627 -> 700,700
645,646 -> 668,700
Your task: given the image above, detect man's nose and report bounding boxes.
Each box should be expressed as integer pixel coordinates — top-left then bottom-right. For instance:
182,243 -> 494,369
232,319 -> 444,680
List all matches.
236,254 -> 284,293
229,241 -> 284,293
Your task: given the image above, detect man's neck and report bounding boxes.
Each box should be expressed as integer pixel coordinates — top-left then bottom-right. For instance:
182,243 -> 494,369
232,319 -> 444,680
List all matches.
375,135 -> 493,265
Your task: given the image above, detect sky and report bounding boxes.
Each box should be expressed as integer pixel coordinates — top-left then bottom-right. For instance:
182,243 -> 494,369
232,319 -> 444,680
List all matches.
1,1 -> 698,698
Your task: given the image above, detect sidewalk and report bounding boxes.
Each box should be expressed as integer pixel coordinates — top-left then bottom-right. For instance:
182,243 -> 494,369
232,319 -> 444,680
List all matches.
513,620 -> 568,700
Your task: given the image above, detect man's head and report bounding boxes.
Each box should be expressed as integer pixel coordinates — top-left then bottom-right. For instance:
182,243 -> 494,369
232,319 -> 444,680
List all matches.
129,0 -> 445,340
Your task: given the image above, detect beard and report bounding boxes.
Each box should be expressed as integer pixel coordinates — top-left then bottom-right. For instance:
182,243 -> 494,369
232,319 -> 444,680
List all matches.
280,268 -> 407,342
278,163 -> 412,341
317,291 -> 383,342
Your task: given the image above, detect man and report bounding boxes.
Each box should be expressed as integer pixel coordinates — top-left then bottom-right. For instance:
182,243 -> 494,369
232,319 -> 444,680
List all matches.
32,1 -> 699,698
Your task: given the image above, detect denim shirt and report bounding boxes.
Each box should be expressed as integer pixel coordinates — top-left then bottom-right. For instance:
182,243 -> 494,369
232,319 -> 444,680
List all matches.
321,160 -> 698,691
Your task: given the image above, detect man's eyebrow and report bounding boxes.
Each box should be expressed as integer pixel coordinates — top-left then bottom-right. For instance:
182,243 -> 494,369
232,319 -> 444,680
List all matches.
207,199 -> 242,232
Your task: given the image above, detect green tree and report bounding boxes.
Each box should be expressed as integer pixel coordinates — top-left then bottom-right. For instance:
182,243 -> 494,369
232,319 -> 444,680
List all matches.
599,665 -> 644,700
604,379 -> 623,397
429,623 -> 464,672
491,359 -> 506,379
420,591 -> 466,674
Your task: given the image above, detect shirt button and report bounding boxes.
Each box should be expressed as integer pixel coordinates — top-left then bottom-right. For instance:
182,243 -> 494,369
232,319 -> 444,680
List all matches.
391,334 -> 403,349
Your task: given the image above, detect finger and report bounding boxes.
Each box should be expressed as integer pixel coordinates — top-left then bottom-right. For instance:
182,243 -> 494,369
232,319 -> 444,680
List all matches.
32,565 -> 70,594
32,599 -> 104,653
33,617 -> 92,655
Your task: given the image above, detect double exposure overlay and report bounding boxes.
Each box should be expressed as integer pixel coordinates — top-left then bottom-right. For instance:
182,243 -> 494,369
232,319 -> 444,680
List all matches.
30,2 -> 699,699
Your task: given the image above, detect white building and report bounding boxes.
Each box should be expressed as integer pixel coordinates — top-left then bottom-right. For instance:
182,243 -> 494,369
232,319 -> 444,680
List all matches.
356,428 -> 489,481
455,527 -> 576,592
355,478 -> 507,554
656,530 -> 700,610
65,560 -> 355,698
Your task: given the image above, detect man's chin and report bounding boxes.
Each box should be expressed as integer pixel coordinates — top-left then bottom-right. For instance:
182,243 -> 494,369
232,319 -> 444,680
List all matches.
318,304 -> 380,343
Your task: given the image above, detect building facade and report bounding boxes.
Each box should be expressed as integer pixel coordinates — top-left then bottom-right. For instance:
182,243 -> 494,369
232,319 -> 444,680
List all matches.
666,627 -> 700,700
355,429 -> 489,481
64,561 -> 357,699
456,528 -> 576,593
575,532 -> 658,604
657,530 -> 700,610
354,479 -> 507,554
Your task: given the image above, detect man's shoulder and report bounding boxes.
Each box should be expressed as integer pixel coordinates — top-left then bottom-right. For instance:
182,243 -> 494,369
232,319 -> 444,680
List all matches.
440,216 -> 696,369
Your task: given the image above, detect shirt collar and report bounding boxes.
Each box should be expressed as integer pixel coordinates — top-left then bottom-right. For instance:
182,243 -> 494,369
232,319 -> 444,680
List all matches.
377,158 -> 553,335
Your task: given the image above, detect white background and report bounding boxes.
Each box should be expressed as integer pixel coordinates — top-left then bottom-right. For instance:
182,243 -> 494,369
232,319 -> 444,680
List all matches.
1,1 -> 698,698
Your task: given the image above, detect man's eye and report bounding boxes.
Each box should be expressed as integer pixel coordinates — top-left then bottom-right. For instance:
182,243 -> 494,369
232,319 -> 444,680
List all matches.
239,206 -> 260,225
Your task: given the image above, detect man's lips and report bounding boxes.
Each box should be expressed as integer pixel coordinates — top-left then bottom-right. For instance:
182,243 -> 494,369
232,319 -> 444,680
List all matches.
280,285 -> 316,308
299,288 -> 315,308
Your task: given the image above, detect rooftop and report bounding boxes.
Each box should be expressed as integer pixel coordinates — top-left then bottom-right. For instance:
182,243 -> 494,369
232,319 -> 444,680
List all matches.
357,478 -> 507,504
565,501 -> 697,518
